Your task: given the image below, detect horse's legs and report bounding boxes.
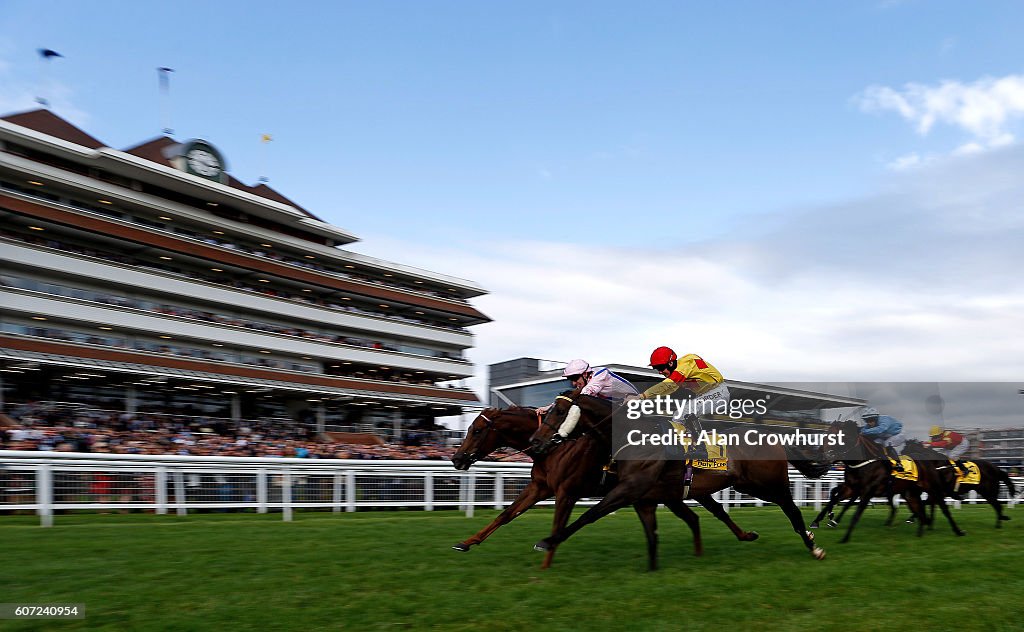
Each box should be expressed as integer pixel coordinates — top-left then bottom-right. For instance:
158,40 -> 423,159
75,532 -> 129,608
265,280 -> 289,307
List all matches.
978,485 -> 1008,528
453,482 -> 551,551
664,499 -> 704,557
840,494 -> 874,544
633,500 -> 660,571
534,479 -> 651,552
810,485 -> 845,529
831,494 -> 858,526
540,493 -> 579,569
696,495 -> 759,541
933,494 -> 966,536
740,484 -> 824,559
884,492 -> 898,527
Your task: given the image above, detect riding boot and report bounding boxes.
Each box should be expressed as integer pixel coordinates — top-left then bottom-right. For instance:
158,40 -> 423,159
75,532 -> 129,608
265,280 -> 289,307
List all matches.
955,460 -> 970,477
683,414 -> 708,461
886,447 -> 904,472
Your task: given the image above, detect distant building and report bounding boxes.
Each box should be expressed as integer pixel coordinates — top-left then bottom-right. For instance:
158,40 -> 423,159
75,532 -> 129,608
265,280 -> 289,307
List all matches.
966,428 -> 1024,467
488,357 -> 865,430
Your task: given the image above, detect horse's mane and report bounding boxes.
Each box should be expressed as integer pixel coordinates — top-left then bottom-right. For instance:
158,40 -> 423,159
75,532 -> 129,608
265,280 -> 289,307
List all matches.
902,439 -> 941,458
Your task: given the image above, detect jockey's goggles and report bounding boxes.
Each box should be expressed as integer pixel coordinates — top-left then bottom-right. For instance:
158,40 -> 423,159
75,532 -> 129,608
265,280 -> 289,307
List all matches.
651,364 -> 671,372
564,374 -> 584,383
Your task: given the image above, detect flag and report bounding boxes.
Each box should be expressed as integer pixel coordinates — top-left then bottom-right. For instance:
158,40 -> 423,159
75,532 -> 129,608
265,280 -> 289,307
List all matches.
38,49 -> 63,59
158,67 -> 175,91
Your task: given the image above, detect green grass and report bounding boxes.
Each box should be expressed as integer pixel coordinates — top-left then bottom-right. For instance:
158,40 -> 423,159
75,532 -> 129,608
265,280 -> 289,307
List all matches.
2,505 -> 1022,631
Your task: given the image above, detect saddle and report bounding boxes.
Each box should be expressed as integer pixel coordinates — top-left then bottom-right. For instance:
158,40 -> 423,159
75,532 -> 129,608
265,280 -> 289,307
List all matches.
952,460 -> 981,487
890,456 -> 918,482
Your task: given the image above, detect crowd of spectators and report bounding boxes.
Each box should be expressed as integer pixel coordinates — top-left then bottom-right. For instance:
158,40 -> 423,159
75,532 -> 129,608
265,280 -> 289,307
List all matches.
0,402 -> 528,463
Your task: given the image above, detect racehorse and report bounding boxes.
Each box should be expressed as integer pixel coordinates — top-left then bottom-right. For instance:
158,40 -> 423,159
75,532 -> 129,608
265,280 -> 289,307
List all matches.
819,419 -> 958,541
450,406 -> 705,570
451,406 -> 774,564
901,440 -> 1016,529
529,393 -> 830,562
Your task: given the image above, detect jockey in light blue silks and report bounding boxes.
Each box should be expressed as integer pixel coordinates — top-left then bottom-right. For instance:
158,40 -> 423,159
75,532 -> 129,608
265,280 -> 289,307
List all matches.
859,407 -> 906,471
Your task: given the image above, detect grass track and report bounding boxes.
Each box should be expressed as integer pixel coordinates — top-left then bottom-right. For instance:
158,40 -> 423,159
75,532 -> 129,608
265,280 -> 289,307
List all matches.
2,505 -> 1022,631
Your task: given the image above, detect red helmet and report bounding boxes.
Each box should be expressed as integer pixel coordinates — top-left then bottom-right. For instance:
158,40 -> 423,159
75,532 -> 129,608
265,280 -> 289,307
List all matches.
649,346 -> 677,367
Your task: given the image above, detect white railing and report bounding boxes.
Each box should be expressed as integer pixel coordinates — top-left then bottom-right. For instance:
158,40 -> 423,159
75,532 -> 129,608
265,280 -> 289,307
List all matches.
1,451 -> 1019,527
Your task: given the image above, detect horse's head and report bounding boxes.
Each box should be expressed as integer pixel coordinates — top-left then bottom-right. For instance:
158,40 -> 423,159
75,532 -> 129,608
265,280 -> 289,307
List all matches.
821,418 -> 863,462
451,407 -> 536,470
901,439 -> 940,460
529,390 -> 614,456
529,390 -> 581,456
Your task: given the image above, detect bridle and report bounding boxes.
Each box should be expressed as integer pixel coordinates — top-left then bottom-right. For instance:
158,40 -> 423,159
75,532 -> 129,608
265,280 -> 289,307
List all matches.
536,394 -> 618,446
460,409 -> 538,464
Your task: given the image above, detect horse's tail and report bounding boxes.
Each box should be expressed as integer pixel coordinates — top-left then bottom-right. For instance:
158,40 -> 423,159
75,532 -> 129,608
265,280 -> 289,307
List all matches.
996,467 -> 1017,497
785,445 -> 831,479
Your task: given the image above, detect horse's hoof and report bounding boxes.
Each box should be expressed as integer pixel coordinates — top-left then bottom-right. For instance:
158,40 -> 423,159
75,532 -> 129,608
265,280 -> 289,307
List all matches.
956,531 -> 967,537
811,547 -> 826,560
452,542 -> 470,552
534,540 -> 552,552
826,519 -> 839,528
745,531 -> 760,541
809,522 -> 819,529
999,515 -> 1011,521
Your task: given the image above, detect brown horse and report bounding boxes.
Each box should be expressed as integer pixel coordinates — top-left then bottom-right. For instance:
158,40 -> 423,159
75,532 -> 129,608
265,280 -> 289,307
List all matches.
819,420 -> 949,541
450,406 -> 705,570
530,393 -> 829,562
901,439 -> 1016,529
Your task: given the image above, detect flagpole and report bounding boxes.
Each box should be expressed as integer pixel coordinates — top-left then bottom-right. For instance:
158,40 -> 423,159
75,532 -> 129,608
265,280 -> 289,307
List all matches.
158,67 -> 175,135
258,133 -> 272,183
35,48 -> 64,107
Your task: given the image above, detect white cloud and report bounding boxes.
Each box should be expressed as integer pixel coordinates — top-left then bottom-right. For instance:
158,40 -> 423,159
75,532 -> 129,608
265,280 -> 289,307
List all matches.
887,152 -> 923,170
355,143 -> 1024,405
858,74 -> 1024,150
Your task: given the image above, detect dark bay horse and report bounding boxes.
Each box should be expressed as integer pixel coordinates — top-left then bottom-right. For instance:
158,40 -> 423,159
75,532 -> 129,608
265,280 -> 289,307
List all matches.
901,440 -> 1016,529
450,406 -> 705,570
819,420 -> 954,541
530,394 -> 830,562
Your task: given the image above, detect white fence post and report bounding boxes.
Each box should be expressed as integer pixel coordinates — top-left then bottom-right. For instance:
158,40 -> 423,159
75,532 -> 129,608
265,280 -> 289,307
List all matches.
424,472 -> 434,512
282,469 -> 292,522
494,473 -> 504,510
332,472 -> 342,513
156,467 -> 168,515
465,473 -> 476,518
257,469 -> 268,514
38,464 -> 52,528
173,470 -> 187,516
345,471 -> 356,512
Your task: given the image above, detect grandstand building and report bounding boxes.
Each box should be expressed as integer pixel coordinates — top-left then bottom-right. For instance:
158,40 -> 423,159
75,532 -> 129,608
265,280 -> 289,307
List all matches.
0,109 -> 488,438
489,357 -> 866,430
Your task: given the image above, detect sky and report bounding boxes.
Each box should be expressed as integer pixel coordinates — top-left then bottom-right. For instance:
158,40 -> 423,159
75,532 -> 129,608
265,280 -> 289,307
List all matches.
1,1 -> 1023,427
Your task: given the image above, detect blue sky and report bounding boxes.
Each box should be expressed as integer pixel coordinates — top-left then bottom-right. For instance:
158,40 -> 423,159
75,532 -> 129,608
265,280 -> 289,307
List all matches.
4,1 -> 1023,245
2,1 -> 1023,414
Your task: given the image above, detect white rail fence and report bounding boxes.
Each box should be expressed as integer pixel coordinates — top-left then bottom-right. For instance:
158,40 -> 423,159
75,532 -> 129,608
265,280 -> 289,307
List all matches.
2,451 -> 1019,527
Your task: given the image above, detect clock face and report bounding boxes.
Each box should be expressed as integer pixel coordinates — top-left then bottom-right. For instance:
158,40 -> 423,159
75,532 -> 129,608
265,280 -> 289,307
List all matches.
186,148 -> 222,177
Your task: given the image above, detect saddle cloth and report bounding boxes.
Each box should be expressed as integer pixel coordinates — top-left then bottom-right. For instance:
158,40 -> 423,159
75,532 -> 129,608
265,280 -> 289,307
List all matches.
669,421 -> 729,471
890,455 -> 919,482
953,460 -> 981,485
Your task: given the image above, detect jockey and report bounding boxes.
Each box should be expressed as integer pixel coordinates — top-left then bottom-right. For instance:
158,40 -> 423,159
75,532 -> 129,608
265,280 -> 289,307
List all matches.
926,426 -> 971,476
860,407 -> 906,471
544,359 -> 639,443
632,346 -> 728,460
